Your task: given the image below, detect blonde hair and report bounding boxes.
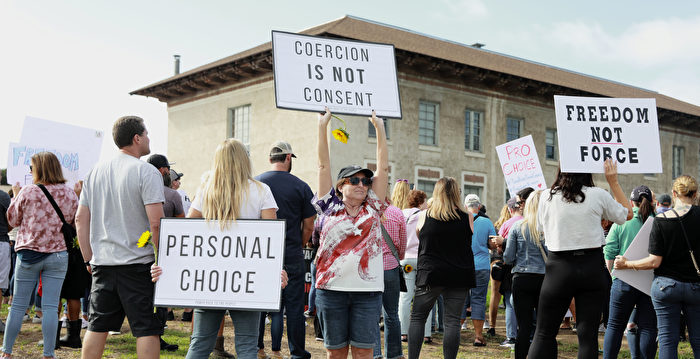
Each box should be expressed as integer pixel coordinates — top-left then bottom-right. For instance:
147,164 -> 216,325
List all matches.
673,175 -> 698,199
426,177 -> 464,221
201,138 -> 261,229
32,152 -> 66,185
494,204 -> 512,231
391,181 -> 410,209
520,190 -> 543,243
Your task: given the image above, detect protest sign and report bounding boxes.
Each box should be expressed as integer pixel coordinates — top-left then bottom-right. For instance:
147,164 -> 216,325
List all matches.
272,31 -> 402,118
496,135 -> 547,195
154,218 -> 286,311
553,96 -> 661,173
6,142 -> 81,186
18,117 -> 104,183
614,217 -> 654,296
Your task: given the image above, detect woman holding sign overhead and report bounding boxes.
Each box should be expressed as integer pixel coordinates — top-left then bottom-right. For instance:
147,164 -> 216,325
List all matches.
313,107 -> 389,359
151,138 -> 287,359
528,159 -> 633,359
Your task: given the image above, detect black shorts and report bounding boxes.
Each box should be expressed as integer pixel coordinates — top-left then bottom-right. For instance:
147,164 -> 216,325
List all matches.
88,263 -> 161,337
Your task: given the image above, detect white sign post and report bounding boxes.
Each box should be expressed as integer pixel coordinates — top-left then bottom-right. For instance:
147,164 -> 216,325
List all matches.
272,31 -> 402,118
553,96 -> 662,173
7,142 -> 82,186
496,135 -> 547,195
614,217 -> 655,296
154,218 -> 286,311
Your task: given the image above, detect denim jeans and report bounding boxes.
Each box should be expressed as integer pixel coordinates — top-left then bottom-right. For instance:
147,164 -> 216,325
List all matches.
257,259 -> 310,358
462,270 -> 489,321
504,289 -> 518,339
408,286 -> 467,359
308,261 -> 317,312
431,295 -> 444,332
316,289 -> 382,349
603,278 -> 657,359
398,258 -> 431,337
186,309 -> 260,359
373,267 -> 403,359
651,275 -> 700,359
2,251 -> 67,357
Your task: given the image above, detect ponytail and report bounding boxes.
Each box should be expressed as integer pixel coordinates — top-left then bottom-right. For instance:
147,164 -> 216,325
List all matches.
635,197 -> 655,223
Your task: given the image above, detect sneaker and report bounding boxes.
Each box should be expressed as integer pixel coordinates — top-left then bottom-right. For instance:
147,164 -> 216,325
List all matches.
81,318 -> 89,329
32,315 -> 42,324
483,320 -> 491,330
108,330 -> 121,335
500,338 -> 516,348
167,311 -> 175,321
486,328 -> 496,337
315,337 -> 323,341
599,323 -> 606,333
461,322 -> 468,331
0,319 -> 5,333
304,309 -> 315,318
181,311 -> 193,322
160,337 -> 179,352
22,314 -> 30,322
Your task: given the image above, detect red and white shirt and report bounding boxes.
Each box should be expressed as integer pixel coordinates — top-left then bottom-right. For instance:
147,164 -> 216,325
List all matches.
7,184 -> 78,253
381,205 -> 406,270
313,189 -> 387,291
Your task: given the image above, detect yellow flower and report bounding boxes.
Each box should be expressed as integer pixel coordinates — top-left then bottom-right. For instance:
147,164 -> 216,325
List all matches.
404,264 -> 413,273
332,128 -> 349,144
138,231 -> 151,248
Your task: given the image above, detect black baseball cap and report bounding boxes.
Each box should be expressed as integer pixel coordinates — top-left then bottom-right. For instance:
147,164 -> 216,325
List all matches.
630,185 -> 652,202
147,154 -> 174,169
337,165 -> 374,180
169,169 -> 183,181
657,193 -> 672,206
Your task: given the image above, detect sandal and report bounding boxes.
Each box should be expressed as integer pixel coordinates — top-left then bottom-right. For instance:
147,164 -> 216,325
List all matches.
473,338 -> 486,347
423,337 -> 432,344
401,335 -> 407,342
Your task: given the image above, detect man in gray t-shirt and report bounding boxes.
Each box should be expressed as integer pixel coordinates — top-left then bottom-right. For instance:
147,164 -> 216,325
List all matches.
77,116 -> 164,359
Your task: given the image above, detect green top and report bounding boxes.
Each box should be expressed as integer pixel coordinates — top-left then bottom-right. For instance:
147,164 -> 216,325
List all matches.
604,207 -> 653,278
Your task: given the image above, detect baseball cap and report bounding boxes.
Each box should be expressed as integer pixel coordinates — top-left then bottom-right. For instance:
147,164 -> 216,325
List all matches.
657,193 -> 672,206
269,141 -> 296,158
147,154 -> 174,169
630,185 -> 652,202
465,194 -> 481,206
169,169 -> 183,181
337,165 -> 374,180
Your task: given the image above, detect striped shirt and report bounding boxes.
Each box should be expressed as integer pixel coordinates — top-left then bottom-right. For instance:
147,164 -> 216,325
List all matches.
381,205 -> 407,270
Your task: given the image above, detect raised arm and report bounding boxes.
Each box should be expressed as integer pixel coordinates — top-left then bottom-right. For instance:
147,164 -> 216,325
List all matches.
604,159 -> 633,221
317,108 -> 333,196
370,110 -> 389,200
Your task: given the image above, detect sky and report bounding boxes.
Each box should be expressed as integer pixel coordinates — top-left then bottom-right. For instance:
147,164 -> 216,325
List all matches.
2,0 -> 699,169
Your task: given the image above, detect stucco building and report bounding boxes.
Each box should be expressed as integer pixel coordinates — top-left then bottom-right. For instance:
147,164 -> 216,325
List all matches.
132,16 -> 700,213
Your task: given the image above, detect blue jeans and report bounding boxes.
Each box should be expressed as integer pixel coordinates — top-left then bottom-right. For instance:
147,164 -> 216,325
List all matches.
603,278 -> 657,359
373,267 -> 403,359
462,270 -> 489,321
186,309 -> 260,359
398,258 -> 431,336
2,251 -> 67,357
504,289 -> 517,339
431,295 -> 444,332
316,289 -> 382,349
308,261 -> 317,312
651,275 -> 700,359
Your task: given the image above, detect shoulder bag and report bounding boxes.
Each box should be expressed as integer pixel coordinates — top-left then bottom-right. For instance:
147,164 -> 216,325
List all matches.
381,224 -> 407,292
37,184 -> 76,249
670,209 -> 700,277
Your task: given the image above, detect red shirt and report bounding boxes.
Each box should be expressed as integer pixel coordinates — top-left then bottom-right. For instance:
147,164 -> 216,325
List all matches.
381,205 -> 407,270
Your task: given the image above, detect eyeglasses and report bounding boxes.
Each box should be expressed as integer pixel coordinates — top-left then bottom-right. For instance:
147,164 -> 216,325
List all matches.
396,179 -> 408,183
345,177 -> 372,186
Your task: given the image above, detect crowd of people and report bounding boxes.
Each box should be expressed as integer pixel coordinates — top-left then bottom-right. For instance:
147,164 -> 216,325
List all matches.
0,109 -> 698,359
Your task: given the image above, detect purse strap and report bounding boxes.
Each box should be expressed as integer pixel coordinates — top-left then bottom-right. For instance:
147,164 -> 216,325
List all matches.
534,235 -> 548,261
37,184 -> 69,227
670,208 -> 700,277
381,224 -> 401,263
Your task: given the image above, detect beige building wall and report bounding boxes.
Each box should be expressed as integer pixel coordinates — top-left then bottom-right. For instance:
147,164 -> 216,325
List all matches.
167,73 -> 700,214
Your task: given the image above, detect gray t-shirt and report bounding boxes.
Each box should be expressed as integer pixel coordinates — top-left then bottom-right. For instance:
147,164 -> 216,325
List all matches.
163,186 -> 184,217
79,152 -> 165,266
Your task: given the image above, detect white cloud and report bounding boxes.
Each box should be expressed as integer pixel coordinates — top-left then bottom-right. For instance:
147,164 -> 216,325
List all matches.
443,0 -> 489,17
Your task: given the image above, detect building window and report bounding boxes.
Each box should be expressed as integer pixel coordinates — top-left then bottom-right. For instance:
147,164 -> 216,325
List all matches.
506,118 -> 523,142
419,102 -> 438,146
229,105 -> 250,147
368,119 -> 390,139
415,166 -> 442,198
672,146 -> 684,178
417,180 -> 437,198
545,128 -> 557,160
462,171 -> 486,205
464,110 -> 483,152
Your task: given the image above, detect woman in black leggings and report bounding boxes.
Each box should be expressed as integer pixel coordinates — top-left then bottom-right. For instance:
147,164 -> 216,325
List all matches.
528,160 -> 632,359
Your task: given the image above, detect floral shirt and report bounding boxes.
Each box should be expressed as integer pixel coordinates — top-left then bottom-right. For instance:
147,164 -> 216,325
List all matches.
7,184 -> 78,253
313,189 -> 387,291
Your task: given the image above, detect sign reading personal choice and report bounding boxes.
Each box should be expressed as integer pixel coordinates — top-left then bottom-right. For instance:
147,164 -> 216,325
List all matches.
6,142 -> 81,186
154,218 -> 286,311
554,96 -> 662,173
272,31 -> 402,118
496,135 -> 547,194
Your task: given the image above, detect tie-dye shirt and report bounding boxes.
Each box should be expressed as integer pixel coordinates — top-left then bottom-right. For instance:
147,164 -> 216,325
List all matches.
313,189 -> 387,291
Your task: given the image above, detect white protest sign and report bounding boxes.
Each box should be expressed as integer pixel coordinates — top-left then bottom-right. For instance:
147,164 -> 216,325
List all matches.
154,218 -> 286,311
272,31 -> 402,118
496,135 -> 547,194
614,217 -> 654,296
554,96 -> 661,173
6,142 -> 82,186
19,117 -> 104,182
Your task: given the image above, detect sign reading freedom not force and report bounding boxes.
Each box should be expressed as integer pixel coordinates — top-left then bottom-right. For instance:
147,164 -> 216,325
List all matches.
554,96 -> 662,173
272,31 -> 402,118
154,218 -> 286,311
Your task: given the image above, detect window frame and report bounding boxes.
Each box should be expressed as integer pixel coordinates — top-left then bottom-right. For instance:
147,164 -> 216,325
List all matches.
419,101 -> 439,146
464,109 -> 484,153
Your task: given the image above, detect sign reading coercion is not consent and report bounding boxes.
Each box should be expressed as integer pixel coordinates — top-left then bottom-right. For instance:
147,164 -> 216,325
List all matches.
272,31 -> 402,118
496,135 -> 547,195
154,218 -> 286,311
554,96 -> 662,173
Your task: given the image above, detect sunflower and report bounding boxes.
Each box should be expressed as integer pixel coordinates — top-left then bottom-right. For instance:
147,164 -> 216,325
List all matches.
404,264 -> 413,273
138,231 -> 151,248
332,128 -> 349,144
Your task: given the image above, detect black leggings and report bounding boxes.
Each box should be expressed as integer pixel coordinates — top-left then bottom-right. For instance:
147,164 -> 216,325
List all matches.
512,273 -> 544,359
528,248 -> 608,359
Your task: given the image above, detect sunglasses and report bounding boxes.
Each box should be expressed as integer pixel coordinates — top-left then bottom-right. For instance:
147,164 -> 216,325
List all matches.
345,177 -> 372,186
396,179 -> 408,183
29,165 -> 33,172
